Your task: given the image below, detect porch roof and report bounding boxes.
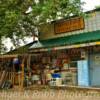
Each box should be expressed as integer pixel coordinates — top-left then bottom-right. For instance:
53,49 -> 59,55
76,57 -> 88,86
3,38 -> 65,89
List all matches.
30,30 -> 100,49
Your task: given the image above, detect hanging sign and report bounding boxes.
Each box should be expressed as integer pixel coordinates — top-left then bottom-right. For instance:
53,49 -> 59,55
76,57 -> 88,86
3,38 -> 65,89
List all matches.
54,17 -> 84,34
81,50 -> 86,58
94,56 -> 100,65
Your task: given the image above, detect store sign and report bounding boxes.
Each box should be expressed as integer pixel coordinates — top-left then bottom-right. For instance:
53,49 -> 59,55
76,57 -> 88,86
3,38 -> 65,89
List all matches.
54,17 -> 84,34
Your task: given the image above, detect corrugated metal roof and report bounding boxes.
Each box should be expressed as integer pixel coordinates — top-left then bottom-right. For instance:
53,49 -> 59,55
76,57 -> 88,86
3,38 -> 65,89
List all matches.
6,41 -> 37,54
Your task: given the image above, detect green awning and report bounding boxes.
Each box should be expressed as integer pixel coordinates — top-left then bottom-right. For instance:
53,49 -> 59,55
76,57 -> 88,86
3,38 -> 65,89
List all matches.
30,30 -> 100,49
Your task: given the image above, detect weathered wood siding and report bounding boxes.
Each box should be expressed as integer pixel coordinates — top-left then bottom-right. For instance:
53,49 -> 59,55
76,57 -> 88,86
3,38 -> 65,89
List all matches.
39,11 -> 100,40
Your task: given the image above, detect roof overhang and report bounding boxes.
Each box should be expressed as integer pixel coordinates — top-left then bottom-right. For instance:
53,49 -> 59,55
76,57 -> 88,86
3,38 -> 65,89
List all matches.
29,30 -> 100,52
29,41 -> 100,53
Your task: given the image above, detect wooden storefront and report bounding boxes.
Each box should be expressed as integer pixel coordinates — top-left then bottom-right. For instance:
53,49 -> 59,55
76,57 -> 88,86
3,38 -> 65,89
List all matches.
29,8 -> 100,87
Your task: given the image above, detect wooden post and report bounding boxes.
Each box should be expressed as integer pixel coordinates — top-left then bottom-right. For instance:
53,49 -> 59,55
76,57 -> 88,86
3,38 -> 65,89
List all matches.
20,63 -> 24,90
12,64 -> 15,85
19,56 -> 25,90
28,55 -> 31,77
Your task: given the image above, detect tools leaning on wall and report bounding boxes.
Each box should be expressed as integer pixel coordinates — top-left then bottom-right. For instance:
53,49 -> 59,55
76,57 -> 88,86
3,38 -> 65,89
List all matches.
0,71 -> 13,89
0,55 -> 19,89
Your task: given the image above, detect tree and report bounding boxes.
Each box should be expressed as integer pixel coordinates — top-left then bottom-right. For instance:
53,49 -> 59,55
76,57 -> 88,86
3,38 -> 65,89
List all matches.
95,5 -> 100,9
0,0 -> 84,52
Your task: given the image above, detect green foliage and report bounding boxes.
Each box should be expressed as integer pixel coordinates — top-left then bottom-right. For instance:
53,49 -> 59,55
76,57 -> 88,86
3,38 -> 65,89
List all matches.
95,5 -> 100,9
0,0 -> 84,52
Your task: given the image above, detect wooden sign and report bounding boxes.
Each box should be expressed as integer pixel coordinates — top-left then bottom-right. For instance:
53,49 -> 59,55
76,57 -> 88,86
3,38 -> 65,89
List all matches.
54,17 -> 84,34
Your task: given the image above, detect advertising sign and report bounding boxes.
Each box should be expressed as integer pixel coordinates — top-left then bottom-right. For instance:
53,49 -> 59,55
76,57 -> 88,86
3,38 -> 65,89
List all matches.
55,17 -> 84,34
